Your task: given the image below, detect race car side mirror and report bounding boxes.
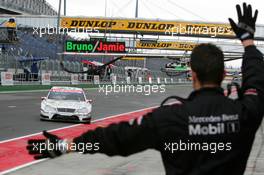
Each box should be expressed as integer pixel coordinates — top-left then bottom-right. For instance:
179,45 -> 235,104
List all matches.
41,97 -> 46,101
86,99 -> 93,103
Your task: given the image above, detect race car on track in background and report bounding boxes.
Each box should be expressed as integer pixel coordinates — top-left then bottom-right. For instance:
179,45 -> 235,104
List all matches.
161,61 -> 191,77
40,86 -> 92,123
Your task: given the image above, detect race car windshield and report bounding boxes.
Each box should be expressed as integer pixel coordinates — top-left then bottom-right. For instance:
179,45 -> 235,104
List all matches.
47,91 -> 85,101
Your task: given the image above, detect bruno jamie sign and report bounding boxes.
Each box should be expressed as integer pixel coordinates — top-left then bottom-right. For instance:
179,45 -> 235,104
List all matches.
65,40 -> 126,53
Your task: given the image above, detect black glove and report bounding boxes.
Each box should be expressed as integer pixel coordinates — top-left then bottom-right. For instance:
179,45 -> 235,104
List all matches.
228,3 -> 258,41
27,131 -> 68,159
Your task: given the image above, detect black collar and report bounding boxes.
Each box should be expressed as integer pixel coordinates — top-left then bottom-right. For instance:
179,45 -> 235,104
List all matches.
188,87 -> 224,100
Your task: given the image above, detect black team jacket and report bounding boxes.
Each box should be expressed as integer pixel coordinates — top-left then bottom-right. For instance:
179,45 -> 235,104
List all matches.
73,45 -> 264,175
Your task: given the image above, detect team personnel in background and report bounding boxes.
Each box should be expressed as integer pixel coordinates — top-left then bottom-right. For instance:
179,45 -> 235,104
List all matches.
27,3 -> 264,175
5,18 -> 17,41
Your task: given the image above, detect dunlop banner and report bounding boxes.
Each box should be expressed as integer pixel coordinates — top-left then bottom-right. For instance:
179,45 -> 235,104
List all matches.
61,17 -> 234,37
122,57 -> 145,60
136,41 -> 198,51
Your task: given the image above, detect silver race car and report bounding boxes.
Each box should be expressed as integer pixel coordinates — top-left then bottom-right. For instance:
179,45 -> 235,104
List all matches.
40,86 -> 92,123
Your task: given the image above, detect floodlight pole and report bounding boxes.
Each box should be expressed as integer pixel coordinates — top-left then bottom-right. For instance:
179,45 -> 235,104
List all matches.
57,0 -> 62,30
56,0 -> 62,74
135,0 -> 138,18
134,0 -> 139,67
105,0 -> 107,17
64,0 -> 66,16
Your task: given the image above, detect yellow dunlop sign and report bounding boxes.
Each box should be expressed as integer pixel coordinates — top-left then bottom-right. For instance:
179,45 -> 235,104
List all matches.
60,17 -> 234,37
136,41 -> 198,51
122,57 -> 145,60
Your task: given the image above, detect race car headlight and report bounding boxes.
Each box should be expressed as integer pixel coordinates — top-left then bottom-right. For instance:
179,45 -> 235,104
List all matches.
43,104 -> 56,113
76,107 -> 90,114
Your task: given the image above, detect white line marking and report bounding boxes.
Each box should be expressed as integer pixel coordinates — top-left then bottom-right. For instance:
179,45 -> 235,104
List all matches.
8,106 -> 16,108
0,105 -> 158,174
0,124 -> 81,144
0,90 -> 49,94
0,159 -> 47,175
91,105 -> 156,123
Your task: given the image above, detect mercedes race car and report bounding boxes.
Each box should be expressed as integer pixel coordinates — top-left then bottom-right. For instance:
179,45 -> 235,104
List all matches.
40,86 -> 92,123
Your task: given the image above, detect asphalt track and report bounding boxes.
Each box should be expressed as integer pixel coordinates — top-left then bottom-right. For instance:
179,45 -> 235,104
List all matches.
0,85 -> 192,141
0,84 -> 263,175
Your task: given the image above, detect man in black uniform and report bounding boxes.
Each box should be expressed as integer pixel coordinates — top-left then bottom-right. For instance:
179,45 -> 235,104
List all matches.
27,3 -> 264,175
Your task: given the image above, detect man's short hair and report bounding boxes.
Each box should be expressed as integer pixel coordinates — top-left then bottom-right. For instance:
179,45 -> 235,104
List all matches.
191,43 -> 224,85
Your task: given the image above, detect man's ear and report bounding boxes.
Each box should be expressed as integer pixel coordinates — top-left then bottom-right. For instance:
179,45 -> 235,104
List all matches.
192,70 -> 197,81
191,70 -> 200,90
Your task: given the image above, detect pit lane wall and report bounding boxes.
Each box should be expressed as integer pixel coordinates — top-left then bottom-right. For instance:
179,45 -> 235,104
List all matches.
0,72 -> 192,92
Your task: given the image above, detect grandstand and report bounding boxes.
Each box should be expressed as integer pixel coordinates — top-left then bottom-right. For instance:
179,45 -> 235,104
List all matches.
0,0 -> 84,84
0,0 -> 57,15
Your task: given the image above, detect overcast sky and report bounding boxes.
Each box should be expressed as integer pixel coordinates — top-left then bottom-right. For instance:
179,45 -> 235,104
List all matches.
46,0 -> 264,24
